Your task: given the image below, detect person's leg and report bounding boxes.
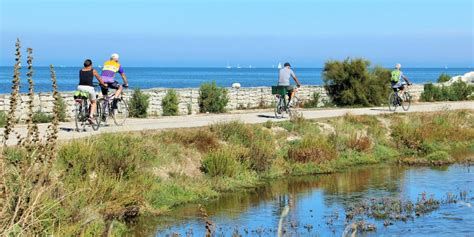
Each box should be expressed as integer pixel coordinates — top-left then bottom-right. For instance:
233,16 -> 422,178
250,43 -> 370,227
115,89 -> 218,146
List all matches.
114,83 -> 123,98
101,84 -> 109,98
90,100 -> 97,118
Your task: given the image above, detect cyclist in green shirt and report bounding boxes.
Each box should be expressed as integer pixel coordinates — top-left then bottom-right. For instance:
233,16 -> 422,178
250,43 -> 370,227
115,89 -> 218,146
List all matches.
391,63 -> 412,98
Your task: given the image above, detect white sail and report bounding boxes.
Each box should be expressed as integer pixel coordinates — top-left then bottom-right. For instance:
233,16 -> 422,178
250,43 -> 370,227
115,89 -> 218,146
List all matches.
277,63 -> 282,69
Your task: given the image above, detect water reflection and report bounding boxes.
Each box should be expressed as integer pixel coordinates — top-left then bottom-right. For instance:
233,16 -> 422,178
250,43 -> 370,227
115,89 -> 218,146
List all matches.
134,164 -> 473,236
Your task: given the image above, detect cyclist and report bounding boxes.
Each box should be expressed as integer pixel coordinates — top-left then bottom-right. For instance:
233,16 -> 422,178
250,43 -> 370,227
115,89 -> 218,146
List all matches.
278,62 -> 301,103
391,63 -> 412,99
100,53 -> 129,108
77,59 -> 107,124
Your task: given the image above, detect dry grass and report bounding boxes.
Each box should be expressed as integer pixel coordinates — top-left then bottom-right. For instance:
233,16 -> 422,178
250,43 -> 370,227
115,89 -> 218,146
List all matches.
288,135 -> 337,163
1,41 -> 63,236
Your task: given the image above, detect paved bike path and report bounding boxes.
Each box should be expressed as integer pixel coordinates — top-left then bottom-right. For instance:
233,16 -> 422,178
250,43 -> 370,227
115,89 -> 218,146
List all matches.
2,101 -> 473,146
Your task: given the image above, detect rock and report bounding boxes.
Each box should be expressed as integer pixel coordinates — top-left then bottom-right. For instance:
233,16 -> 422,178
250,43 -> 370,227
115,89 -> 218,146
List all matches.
232,83 -> 241,89
443,71 -> 474,86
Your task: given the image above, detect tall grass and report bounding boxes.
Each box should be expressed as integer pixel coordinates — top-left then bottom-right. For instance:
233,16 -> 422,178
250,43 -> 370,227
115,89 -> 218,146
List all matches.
1,41 -> 63,235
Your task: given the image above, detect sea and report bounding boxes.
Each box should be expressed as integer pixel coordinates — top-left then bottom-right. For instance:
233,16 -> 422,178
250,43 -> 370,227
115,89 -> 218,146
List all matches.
0,67 -> 471,94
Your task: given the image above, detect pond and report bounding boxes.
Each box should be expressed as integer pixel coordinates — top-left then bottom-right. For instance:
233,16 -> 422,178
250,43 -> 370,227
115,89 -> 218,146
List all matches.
135,163 -> 474,236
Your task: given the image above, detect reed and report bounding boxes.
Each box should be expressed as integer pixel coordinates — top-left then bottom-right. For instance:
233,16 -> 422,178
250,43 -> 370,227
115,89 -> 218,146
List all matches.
2,39 -> 21,146
0,41 -> 62,236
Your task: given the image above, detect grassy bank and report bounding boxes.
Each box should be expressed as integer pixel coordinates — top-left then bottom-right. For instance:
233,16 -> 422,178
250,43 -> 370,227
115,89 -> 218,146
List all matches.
2,110 -> 474,235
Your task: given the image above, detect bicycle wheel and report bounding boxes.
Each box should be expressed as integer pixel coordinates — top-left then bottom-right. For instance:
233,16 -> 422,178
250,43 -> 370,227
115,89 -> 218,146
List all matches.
74,101 -> 87,132
274,97 -> 284,119
401,92 -> 411,111
112,98 -> 128,126
97,98 -> 108,125
91,101 -> 101,131
388,92 -> 398,112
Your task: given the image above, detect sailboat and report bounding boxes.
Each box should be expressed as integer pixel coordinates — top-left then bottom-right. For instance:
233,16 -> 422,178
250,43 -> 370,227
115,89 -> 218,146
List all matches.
277,63 -> 282,69
237,64 -> 241,69
226,62 -> 231,69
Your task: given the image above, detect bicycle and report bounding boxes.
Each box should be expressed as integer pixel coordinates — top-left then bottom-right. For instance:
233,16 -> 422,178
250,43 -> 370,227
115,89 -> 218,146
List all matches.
272,86 -> 300,119
97,84 -> 129,126
388,85 -> 412,112
73,83 -> 101,132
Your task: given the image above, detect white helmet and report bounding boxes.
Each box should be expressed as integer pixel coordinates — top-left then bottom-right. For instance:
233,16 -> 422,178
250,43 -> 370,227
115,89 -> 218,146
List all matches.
111,53 -> 120,60
395,63 -> 401,69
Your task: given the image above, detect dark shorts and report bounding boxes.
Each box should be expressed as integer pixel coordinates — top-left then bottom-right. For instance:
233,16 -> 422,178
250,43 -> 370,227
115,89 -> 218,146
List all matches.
391,81 -> 405,92
101,81 -> 121,95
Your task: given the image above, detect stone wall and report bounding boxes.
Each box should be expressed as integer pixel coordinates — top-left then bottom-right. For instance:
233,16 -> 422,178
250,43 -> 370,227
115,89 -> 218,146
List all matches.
0,84 -> 425,119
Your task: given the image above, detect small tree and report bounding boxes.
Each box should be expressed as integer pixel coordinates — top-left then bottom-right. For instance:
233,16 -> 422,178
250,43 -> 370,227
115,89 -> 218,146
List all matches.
128,88 -> 150,118
323,58 -> 390,107
162,89 -> 179,116
198,81 -> 229,113
437,73 -> 451,83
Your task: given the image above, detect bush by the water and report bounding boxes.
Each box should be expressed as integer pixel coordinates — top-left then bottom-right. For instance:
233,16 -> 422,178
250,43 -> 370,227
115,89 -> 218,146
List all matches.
390,111 -> 474,154
287,135 -> 337,163
198,82 -> 229,113
437,73 -> 451,83
211,121 -> 275,171
323,58 -> 391,106
426,151 -> 451,162
420,81 -> 473,102
202,147 -> 240,177
128,88 -> 150,118
162,89 -> 179,116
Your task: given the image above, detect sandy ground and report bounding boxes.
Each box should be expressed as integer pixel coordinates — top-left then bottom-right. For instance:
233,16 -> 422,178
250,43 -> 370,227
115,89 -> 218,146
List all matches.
2,101 -> 473,146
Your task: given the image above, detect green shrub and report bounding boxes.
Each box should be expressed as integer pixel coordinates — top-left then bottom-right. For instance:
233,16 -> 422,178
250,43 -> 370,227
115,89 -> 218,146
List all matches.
437,73 -> 451,83
449,81 -> 473,101
128,88 -> 150,118
211,121 -> 253,145
247,129 -> 276,172
323,58 -> 391,106
420,83 -> 438,102
57,94 -> 68,122
303,92 -> 320,108
287,135 -> 337,163
421,81 -> 473,102
162,89 -> 179,116
202,147 -> 240,177
32,111 -> 52,123
198,82 -> 229,113
0,111 -> 6,127
426,151 -> 451,162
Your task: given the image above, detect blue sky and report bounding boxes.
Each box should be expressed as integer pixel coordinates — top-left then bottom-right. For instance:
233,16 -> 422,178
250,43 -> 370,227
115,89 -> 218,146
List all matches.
0,0 -> 472,67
